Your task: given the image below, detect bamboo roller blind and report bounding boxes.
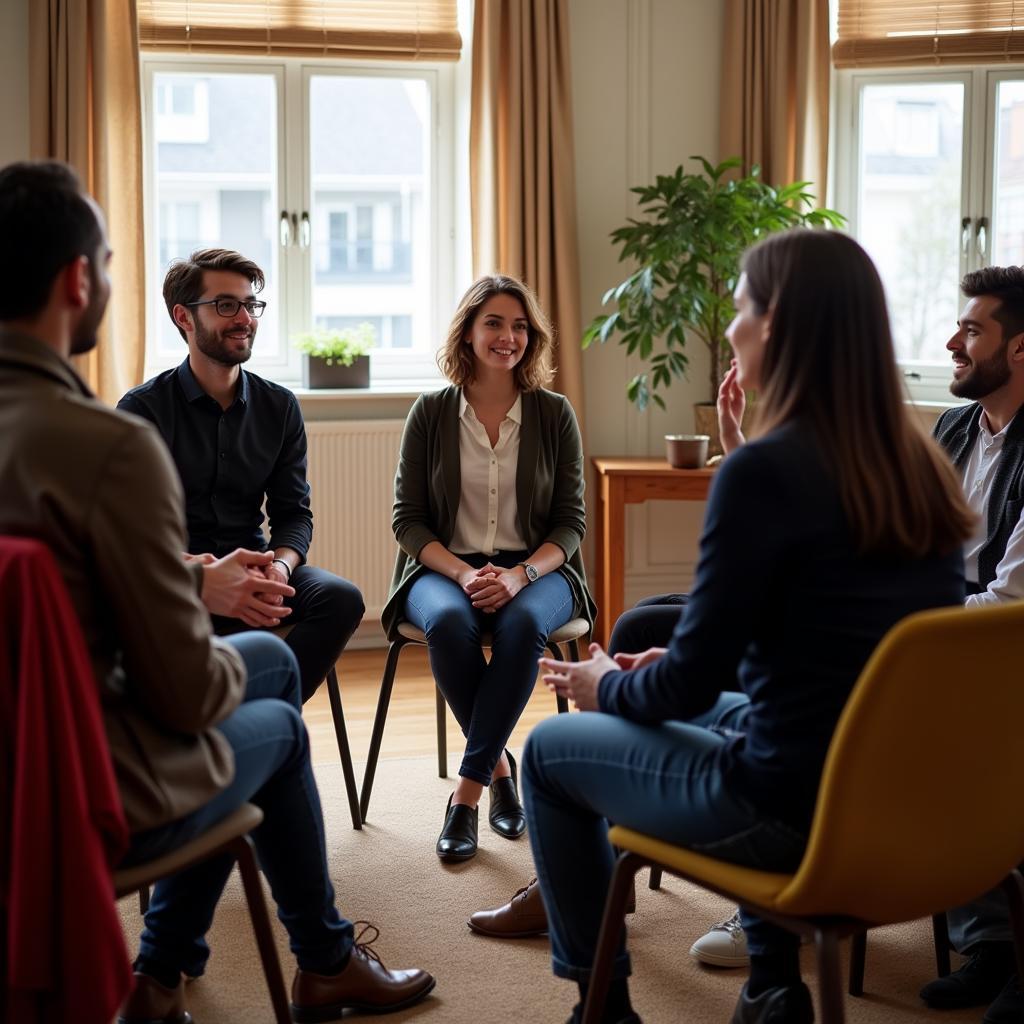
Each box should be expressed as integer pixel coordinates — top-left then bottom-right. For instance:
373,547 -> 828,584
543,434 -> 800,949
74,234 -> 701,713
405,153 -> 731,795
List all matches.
834,1 -> 1024,67
137,0 -> 462,60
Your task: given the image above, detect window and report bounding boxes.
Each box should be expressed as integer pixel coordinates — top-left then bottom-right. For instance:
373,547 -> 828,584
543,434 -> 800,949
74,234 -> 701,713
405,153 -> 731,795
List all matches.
835,67 -> 1024,401
142,56 -> 459,386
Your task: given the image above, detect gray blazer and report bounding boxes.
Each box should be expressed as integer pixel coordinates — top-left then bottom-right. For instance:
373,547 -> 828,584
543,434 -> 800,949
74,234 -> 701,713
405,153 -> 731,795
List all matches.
381,385 -> 595,639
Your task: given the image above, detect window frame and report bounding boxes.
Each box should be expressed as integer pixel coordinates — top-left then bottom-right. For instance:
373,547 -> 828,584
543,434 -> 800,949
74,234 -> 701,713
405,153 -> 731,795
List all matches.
834,63 -> 1024,403
140,52 -> 455,389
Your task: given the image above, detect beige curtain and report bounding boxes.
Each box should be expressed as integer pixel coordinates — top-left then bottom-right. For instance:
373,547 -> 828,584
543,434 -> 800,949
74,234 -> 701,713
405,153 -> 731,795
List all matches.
30,0 -> 145,404
719,0 -> 830,196
469,0 -> 584,414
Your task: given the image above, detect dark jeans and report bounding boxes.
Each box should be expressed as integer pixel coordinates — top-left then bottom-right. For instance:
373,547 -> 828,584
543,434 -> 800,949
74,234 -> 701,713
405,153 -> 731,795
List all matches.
124,632 -> 353,978
213,563 -> 364,703
522,695 -> 807,982
404,550 -> 574,785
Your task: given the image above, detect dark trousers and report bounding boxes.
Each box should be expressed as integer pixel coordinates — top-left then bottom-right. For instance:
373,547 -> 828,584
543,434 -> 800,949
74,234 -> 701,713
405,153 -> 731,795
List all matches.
213,563 -> 364,703
607,593 -> 687,655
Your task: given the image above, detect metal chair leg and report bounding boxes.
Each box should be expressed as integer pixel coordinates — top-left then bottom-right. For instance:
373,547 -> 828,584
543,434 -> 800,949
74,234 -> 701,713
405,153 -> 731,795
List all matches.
815,927 -> 847,1024
932,912 -> 952,978
648,867 -> 662,891
326,666 -> 362,831
582,852 -> 646,1024
546,636 -> 578,715
230,834 -> 291,1024
435,685 -> 447,778
359,637 -> 407,823
137,886 -> 149,914
848,930 -> 866,996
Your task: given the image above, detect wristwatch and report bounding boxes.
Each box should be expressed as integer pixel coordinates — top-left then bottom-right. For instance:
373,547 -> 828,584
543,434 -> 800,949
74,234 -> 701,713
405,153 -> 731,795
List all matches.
517,561 -> 540,583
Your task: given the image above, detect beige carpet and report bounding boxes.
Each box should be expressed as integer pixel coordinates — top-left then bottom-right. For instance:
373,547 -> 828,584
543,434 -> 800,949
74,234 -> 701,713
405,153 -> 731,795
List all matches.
116,756 -> 981,1023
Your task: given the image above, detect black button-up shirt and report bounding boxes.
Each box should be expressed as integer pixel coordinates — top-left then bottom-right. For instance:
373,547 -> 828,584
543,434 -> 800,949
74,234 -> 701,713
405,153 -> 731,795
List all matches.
118,358 -> 313,560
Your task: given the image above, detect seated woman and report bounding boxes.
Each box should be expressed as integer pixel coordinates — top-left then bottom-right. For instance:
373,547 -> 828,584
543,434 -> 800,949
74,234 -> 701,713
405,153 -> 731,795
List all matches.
520,229 -> 972,1024
382,274 -> 594,862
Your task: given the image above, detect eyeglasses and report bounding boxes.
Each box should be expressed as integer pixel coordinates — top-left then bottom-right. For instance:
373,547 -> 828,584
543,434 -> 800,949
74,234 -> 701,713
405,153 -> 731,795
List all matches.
186,297 -> 267,319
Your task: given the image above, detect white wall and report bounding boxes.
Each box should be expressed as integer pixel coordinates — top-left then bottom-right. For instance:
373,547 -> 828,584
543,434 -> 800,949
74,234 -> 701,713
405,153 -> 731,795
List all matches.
0,0 -> 30,165
570,0 -> 724,603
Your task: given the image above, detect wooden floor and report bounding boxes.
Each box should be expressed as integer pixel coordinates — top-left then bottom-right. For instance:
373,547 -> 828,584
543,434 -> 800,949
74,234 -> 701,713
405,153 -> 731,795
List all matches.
303,645 -> 567,766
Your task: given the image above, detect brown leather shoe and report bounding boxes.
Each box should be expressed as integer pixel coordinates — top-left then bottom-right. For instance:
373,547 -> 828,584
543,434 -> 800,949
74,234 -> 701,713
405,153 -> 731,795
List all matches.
291,923 -> 435,1022
116,971 -> 191,1024
468,876 -> 638,939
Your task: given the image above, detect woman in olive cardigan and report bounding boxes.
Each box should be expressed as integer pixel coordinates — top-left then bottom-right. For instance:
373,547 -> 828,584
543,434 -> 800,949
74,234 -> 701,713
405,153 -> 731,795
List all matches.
382,275 -> 595,862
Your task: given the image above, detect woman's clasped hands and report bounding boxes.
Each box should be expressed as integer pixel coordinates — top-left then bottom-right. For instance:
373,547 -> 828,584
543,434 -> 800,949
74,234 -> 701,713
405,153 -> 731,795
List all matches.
461,562 -> 526,612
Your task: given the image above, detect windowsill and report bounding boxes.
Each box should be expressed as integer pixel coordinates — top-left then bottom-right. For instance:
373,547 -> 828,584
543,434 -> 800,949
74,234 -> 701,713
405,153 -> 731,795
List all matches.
292,379 -> 442,400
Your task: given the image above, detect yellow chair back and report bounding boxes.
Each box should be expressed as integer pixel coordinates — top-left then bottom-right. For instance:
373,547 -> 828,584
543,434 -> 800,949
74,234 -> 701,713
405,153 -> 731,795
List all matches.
774,600 -> 1024,924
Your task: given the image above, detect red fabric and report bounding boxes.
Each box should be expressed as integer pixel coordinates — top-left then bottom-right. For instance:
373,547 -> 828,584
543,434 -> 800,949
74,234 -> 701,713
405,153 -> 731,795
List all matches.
0,537 -> 132,1023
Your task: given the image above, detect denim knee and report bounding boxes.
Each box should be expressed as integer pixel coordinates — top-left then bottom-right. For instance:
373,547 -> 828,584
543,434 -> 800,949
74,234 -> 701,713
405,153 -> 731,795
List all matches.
423,603 -> 477,645
323,576 -> 365,628
227,631 -> 302,707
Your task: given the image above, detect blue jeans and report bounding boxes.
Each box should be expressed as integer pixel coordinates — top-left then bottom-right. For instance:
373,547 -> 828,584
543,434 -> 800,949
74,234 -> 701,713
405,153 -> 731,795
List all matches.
405,550 -> 574,784
522,696 -> 807,982
124,632 -> 353,978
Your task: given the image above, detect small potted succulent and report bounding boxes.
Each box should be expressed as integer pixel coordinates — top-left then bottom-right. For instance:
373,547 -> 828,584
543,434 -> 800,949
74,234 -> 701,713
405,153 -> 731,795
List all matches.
293,323 -> 376,389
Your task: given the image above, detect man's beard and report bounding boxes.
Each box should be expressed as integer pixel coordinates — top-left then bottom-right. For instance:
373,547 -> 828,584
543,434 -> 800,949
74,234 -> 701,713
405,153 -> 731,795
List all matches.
950,344 -> 1011,400
194,319 -> 254,366
70,264 -> 108,356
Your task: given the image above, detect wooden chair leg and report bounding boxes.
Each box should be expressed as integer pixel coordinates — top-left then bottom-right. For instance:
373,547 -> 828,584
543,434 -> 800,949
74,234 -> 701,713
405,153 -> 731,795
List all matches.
932,912 -> 952,978
358,638 -> 406,823
230,834 -> 291,1024
545,637 -> 571,714
648,867 -> 662,891
326,666 -> 361,831
138,886 -> 150,914
582,852 -> 646,1024
814,927 -> 847,1024
435,685 -> 447,778
1001,868 -> 1024,979
848,930 -> 866,996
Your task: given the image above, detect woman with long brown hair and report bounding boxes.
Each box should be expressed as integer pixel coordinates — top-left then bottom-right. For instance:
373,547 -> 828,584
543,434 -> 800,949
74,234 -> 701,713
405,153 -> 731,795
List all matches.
516,230 -> 972,1024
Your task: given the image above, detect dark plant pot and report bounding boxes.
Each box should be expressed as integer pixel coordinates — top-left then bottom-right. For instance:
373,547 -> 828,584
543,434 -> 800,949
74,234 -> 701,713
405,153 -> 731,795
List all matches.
302,354 -> 370,389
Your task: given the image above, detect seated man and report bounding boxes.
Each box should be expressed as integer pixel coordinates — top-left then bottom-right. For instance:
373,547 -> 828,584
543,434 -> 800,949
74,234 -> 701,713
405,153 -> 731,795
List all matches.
0,160 -> 434,1021
118,248 -> 363,702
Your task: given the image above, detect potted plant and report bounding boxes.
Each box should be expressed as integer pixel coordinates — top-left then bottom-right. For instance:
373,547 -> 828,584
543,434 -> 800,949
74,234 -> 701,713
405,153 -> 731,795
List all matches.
293,323 -> 376,389
582,156 -> 844,449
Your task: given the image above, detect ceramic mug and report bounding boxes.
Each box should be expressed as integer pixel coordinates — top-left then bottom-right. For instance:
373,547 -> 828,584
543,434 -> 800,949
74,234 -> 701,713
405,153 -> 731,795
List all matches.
665,434 -> 710,469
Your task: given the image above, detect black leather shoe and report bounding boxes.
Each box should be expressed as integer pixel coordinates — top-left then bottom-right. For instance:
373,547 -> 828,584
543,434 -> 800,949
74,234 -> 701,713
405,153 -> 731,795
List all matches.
984,972 -> 1023,1024
920,942 -> 1016,1009
730,982 -> 814,1024
489,749 -> 526,839
436,794 -> 478,861
566,1006 -> 641,1023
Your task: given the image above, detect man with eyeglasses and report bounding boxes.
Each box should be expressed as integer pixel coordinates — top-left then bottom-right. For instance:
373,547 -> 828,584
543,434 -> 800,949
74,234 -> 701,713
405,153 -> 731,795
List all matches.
118,248 -> 364,703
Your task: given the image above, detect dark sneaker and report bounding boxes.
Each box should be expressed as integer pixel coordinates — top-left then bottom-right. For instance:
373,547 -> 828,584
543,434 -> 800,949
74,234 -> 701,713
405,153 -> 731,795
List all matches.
730,982 -> 814,1024
984,972 -> 1023,1024
920,942 -> 1016,1010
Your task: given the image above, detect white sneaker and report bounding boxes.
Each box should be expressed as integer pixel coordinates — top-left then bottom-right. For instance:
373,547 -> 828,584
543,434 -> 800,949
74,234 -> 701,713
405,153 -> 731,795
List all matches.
689,910 -> 749,967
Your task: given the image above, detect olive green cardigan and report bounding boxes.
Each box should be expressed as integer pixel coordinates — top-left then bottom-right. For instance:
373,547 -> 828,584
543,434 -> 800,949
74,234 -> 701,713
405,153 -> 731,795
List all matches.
381,385 -> 596,640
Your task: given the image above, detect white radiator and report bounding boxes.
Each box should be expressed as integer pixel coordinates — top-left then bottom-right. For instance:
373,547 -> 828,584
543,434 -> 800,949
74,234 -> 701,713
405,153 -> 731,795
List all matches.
304,419 -> 405,625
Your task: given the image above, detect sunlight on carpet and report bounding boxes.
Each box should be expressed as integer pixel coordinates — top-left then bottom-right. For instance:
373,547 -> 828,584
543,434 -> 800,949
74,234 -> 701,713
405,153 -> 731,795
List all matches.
115,757 -> 980,1023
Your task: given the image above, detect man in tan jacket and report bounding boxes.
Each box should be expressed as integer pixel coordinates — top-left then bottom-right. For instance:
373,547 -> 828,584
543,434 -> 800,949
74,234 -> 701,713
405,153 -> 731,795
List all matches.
0,160 -> 434,1022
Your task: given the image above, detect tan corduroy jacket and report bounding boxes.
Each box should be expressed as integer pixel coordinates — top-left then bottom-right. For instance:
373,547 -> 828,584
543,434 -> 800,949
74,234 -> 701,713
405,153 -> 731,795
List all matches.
0,330 -> 245,832
382,385 -> 596,639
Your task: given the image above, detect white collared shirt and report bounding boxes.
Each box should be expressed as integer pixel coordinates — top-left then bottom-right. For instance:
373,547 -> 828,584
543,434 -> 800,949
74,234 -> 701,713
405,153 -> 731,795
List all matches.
449,393 -> 527,556
961,412 -> 1024,606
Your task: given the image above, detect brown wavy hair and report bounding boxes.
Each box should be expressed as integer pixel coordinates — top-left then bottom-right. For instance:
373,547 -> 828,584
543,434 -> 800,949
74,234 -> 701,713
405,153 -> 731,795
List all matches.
438,274 -> 555,390
163,248 -> 266,341
743,228 -> 973,558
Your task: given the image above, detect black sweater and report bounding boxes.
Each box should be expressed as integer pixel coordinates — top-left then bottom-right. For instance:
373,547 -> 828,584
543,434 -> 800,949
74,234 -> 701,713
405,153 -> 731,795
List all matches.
598,422 -> 965,832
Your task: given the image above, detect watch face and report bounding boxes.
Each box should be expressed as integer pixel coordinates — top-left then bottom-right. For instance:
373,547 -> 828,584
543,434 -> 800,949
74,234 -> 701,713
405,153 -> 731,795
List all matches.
524,562 -> 539,582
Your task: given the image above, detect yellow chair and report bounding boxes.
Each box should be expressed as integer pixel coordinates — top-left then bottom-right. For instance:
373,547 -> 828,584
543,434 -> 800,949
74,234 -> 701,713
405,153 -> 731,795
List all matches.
582,601 -> 1024,1024
359,618 -> 589,823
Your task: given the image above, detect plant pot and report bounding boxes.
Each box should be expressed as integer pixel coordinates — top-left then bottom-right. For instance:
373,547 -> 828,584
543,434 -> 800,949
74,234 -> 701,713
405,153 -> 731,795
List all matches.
302,354 -> 370,389
665,434 -> 709,469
